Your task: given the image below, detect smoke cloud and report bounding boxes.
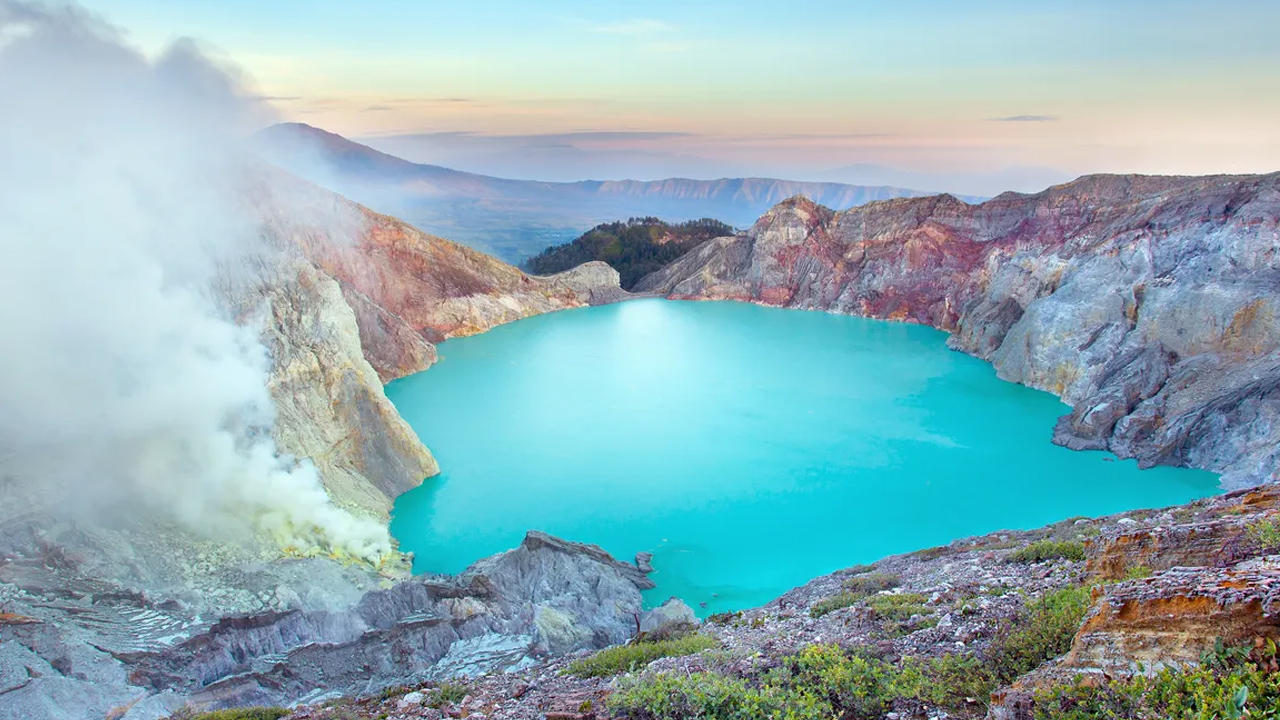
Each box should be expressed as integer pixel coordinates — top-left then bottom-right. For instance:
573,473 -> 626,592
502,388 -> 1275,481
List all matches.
0,2 -> 392,562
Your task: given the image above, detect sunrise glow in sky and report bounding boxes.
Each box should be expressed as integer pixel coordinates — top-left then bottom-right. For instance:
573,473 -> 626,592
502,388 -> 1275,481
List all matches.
78,0 -> 1280,192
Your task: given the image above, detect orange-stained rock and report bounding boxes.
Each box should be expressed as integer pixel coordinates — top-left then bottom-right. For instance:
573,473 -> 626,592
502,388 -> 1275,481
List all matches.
250,170 -> 626,382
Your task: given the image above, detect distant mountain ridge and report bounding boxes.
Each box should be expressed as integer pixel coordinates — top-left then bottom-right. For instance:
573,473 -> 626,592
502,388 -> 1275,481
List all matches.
256,123 -> 967,263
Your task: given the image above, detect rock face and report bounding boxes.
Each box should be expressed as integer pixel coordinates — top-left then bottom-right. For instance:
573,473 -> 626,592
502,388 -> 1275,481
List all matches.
986,485 -> 1280,719
251,174 -> 625,516
637,174 -> 1280,487
259,261 -> 438,518
0,531 -> 654,720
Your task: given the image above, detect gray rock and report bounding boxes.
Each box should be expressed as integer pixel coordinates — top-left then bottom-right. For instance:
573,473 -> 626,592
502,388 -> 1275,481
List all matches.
639,598 -> 698,639
0,530 -> 653,720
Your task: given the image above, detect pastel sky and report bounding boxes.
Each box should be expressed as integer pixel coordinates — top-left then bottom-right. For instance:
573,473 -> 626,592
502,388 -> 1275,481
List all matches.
76,0 -> 1280,192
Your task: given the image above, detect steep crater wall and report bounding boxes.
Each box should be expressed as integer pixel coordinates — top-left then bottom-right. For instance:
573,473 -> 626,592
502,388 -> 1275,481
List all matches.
637,173 -> 1280,488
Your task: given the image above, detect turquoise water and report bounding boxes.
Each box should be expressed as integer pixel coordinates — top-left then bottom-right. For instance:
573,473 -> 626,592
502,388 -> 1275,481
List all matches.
387,299 -> 1218,615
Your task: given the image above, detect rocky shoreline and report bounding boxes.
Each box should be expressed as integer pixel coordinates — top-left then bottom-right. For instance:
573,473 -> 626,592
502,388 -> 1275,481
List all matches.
270,484 -> 1280,720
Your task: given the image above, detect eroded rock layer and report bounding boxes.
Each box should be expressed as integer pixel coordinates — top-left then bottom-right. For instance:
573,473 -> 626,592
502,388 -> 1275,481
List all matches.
637,173 -> 1280,487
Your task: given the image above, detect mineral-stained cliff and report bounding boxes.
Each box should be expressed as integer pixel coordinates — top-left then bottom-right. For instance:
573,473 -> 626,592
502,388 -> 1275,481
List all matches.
636,173 -> 1280,488
251,172 -> 626,518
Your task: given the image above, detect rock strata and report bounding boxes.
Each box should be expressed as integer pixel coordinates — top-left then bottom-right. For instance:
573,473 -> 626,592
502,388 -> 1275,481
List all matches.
637,173 -> 1280,487
0,531 -> 653,720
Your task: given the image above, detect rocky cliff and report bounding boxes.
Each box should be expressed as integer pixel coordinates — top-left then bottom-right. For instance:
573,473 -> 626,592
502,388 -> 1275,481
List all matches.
637,173 -> 1280,488
251,172 -> 625,519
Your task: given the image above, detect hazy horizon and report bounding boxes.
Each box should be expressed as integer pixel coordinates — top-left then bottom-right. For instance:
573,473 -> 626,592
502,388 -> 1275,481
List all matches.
61,0 -> 1280,196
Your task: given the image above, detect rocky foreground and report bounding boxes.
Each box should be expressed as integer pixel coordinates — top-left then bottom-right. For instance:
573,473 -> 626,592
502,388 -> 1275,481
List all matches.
638,173 -> 1280,489
273,484 -> 1280,720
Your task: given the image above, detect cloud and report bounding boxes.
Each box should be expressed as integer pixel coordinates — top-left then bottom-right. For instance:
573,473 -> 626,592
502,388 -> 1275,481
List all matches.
989,115 -> 1059,122
373,130 -> 695,144
0,0 -> 391,562
586,18 -> 673,35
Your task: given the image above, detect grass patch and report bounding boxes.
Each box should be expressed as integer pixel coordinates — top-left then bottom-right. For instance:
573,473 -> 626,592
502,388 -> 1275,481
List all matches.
706,610 -> 743,625
843,571 -> 901,594
166,710 -> 290,720
909,545 -> 953,561
810,573 -> 903,618
427,682 -> 469,707
1033,640 -> 1280,719
566,633 -> 718,678
610,644 -> 994,720
867,593 -> 931,623
868,592 -> 934,635
845,563 -> 878,575
1006,540 -> 1086,564
810,592 -> 860,618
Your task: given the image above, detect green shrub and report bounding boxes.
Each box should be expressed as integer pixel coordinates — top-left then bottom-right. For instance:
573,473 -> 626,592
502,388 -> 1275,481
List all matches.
1033,640 -> 1280,720
896,653 -> 997,711
810,591 -> 861,618
1119,564 -> 1153,581
609,644 -> 999,720
845,563 -> 878,575
769,644 -> 897,718
427,682 -> 469,707
1006,540 -> 1086,564
986,585 -> 1092,682
843,572 -> 901,595
167,709 -> 290,720
608,670 -> 799,720
566,633 -> 719,677
1246,516 -> 1280,552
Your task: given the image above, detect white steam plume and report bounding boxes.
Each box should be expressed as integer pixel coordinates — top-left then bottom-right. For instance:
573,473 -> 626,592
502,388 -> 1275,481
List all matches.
0,1 -> 392,562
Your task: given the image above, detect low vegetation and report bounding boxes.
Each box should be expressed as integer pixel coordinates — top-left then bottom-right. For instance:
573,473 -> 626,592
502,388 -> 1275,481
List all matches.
612,585 -> 1094,720
867,592 -> 934,633
810,572 -> 903,617
1006,540 -> 1086,564
524,217 -> 735,288
843,571 -> 901,594
166,709 -> 289,720
1033,639 -> 1280,719
427,682 -> 470,707
1246,516 -> 1280,552
566,632 -> 719,678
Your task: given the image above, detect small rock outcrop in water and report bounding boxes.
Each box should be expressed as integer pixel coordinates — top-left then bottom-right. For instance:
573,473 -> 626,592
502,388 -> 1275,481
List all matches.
636,173 -> 1280,488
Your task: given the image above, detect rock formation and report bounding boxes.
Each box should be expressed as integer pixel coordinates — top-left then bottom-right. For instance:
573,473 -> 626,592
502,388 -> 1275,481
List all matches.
637,173 -> 1280,488
0,529 -> 654,720
250,171 -> 625,518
